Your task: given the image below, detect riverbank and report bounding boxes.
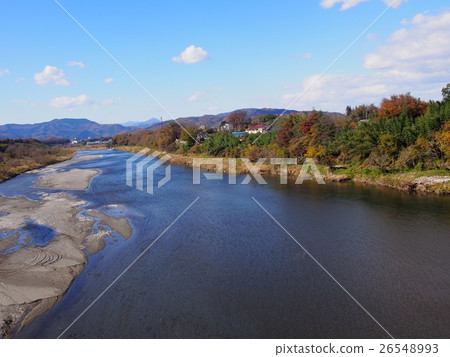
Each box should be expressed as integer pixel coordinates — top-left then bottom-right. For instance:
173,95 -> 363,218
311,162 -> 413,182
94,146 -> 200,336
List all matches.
114,145 -> 450,195
0,154 -> 133,338
342,169 -> 450,195
0,143 -> 112,185
0,141 -> 76,184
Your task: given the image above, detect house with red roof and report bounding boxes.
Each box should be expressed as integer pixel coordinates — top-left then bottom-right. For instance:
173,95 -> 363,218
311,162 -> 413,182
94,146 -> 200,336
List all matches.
245,124 -> 269,134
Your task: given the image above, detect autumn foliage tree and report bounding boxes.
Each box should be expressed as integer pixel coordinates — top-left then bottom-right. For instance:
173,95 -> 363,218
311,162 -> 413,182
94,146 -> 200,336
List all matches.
112,83 -> 450,173
378,93 -> 427,120
277,115 -> 298,147
300,112 -> 320,135
435,121 -> 450,161
155,123 -> 180,151
349,104 -> 378,121
243,145 -> 263,162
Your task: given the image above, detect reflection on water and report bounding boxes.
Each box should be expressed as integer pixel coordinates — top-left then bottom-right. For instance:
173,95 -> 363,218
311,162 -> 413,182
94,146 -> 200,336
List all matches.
3,149 -> 448,339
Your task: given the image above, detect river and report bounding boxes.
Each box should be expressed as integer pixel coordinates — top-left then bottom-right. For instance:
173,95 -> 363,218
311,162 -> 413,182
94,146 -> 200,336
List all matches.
1,149 -> 449,338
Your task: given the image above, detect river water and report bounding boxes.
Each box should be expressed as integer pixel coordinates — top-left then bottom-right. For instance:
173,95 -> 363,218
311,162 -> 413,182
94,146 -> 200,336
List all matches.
1,149 -> 449,338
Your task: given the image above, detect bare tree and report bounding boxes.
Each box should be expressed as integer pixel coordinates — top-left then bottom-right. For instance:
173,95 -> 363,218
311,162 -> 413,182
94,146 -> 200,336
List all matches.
226,110 -> 247,130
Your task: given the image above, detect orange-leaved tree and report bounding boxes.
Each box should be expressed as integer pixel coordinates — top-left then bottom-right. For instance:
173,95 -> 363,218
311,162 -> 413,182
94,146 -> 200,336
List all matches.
435,121 -> 450,161
378,93 -> 427,120
299,112 -> 320,135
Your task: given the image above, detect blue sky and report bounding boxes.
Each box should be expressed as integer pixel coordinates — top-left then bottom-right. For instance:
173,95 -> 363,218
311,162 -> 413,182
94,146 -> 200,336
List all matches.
1,0 -> 449,124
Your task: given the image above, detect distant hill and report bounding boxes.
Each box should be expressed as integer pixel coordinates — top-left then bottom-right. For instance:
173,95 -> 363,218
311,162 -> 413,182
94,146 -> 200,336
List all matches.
0,118 -> 129,140
0,109 -> 344,140
148,108 -> 343,130
121,118 -> 160,128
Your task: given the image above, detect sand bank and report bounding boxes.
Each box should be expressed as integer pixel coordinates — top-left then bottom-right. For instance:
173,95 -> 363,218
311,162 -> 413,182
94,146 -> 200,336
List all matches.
29,154 -> 103,175
0,162 -> 133,338
0,194 -> 94,245
0,235 -> 87,305
36,168 -> 100,190
86,210 -> 132,240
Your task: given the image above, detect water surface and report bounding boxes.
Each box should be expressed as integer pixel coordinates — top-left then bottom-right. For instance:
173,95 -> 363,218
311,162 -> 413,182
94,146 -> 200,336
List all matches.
1,150 -> 448,339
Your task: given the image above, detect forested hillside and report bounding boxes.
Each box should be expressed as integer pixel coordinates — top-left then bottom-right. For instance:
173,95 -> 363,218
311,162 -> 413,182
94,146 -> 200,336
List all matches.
114,84 -> 450,174
149,108 -> 342,130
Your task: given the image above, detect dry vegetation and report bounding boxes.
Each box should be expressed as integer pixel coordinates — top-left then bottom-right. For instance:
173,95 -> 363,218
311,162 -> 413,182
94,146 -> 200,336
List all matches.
0,139 -> 75,183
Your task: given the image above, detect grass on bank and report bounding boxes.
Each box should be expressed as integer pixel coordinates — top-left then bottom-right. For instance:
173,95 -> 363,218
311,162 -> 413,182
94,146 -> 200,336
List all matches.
114,145 -> 450,195
332,165 -> 450,194
0,139 -> 76,183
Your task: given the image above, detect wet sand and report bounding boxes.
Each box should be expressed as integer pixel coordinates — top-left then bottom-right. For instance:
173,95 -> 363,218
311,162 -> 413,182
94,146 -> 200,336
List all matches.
28,155 -> 103,174
36,169 -> 100,190
0,155 -> 132,338
85,211 -> 132,240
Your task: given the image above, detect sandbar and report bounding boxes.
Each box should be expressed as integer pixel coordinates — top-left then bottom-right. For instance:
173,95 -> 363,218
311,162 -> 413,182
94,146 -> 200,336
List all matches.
36,168 -> 100,190
0,158 -> 132,338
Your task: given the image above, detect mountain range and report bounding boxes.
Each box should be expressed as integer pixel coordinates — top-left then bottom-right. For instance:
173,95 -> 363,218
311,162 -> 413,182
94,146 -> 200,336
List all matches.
121,118 -> 160,128
147,108 -> 343,130
0,109 -> 344,140
0,119 -> 128,140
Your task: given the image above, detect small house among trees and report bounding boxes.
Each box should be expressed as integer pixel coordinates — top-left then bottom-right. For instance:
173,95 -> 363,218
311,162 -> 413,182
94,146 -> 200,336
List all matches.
219,122 -> 234,132
246,125 -> 269,134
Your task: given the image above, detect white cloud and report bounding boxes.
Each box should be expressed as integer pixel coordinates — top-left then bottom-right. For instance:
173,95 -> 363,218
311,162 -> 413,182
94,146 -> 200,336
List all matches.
320,0 -> 408,11
188,91 -> 206,102
172,45 -> 210,64
382,0 -> 408,8
301,52 -> 312,59
15,77 -> 25,83
0,69 -> 10,76
282,73 -> 398,111
320,0 -> 369,10
34,66 -> 70,86
364,11 -> 450,73
104,78 -> 114,84
68,61 -> 85,69
282,11 -> 450,111
49,94 -> 94,109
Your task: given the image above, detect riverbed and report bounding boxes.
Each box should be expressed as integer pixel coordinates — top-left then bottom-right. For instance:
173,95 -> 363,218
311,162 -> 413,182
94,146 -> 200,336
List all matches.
1,149 -> 449,338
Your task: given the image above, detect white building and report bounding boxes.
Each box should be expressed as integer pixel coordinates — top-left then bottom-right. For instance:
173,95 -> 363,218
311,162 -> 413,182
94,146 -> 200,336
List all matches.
245,125 -> 269,134
219,123 -> 234,132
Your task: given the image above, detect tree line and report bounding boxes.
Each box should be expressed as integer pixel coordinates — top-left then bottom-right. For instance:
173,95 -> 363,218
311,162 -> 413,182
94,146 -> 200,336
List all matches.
113,84 -> 450,172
